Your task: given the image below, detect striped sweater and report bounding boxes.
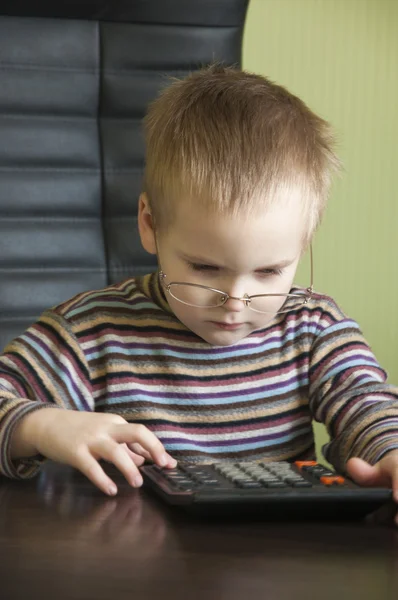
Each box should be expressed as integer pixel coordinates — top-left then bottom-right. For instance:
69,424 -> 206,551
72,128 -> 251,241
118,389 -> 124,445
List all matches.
1,271 -> 398,479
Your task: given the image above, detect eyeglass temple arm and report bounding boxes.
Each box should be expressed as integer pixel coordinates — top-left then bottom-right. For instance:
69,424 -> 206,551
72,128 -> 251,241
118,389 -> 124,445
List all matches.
308,243 -> 314,293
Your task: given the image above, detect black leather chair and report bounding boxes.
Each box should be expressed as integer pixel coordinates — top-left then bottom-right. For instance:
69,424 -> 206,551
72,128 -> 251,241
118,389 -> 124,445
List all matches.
0,0 -> 249,351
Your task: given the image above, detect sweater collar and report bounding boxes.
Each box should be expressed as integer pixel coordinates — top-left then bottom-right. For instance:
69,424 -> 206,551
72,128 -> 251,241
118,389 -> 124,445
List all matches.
136,270 -> 173,314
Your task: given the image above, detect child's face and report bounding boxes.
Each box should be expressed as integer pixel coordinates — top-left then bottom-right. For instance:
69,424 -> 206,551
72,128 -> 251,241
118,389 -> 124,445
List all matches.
143,195 -> 307,346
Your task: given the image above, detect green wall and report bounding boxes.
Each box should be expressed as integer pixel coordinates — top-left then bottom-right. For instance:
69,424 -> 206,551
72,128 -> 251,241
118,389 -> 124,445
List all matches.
242,0 -> 398,459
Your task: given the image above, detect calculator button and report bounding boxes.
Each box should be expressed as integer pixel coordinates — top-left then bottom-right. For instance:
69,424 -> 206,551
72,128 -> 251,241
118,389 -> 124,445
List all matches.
164,479 -> 181,488
199,479 -> 220,486
177,482 -> 196,490
292,481 -> 313,488
320,476 -> 345,486
294,461 -> 317,469
238,481 -> 264,489
257,476 -> 280,483
167,475 -> 190,482
309,466 -> 333,475
231,475 -> 248,483
311,471 -> 335,479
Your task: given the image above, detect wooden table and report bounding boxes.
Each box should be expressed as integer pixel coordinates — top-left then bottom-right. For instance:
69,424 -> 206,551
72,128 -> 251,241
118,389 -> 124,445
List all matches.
0,462 -> 397,600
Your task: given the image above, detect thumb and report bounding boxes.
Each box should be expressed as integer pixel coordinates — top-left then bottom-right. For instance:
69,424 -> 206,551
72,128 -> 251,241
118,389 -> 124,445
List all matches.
346,457 -> 382,487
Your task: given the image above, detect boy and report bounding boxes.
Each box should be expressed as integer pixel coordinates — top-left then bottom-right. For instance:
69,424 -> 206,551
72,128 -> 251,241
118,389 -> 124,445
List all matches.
1,65 -> 398,516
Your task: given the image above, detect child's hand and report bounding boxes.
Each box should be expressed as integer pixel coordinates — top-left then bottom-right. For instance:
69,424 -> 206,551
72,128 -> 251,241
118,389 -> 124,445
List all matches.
346,450 -> 398,525
14,408 -> 177,496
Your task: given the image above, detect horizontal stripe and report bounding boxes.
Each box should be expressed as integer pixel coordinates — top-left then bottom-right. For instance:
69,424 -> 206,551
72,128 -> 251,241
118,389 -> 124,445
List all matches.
162,427 -> 309,452
95,377 -> 308,406
154,418 -> 310,442
82,322 -> 316,359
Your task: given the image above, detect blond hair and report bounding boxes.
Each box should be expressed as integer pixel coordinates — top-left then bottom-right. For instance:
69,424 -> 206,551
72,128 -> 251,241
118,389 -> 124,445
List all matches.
143,64 -> 340,243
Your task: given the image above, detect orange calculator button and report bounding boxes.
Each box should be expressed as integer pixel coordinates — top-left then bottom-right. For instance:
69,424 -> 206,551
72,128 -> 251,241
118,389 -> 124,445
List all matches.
320,476 -> 345,486
294,461 -> 317,470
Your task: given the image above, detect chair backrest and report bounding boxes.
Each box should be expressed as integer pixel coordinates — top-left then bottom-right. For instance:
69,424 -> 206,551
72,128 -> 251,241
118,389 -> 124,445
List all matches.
0,0 -> 249,350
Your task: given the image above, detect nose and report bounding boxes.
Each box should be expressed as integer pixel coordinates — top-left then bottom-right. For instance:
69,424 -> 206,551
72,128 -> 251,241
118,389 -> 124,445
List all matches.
220,279 -> 248,312
222,294 -> 248,312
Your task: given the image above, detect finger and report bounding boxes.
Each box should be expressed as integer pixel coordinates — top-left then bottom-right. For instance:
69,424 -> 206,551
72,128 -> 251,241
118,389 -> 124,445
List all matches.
124,447 -> 146,466
74,450 -> 119,496
99,440 -> 144,488
127,443 -> 176,468
127,442 -> 153,461
111,423 -> 177,467
346,458 -> 384,487
120,442 -> 145,463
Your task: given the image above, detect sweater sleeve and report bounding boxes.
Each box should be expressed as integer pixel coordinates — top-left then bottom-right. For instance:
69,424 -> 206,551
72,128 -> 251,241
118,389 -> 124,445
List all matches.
0,309 -> 93,479
308,304 -> 398,473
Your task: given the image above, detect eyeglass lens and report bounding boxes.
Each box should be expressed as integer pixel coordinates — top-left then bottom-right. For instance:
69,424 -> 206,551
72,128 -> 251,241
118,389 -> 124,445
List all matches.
167,284 -> 307,313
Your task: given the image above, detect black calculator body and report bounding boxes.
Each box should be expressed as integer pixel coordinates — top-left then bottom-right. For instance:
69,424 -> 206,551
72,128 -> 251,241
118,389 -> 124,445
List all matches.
140,460 -> 392,520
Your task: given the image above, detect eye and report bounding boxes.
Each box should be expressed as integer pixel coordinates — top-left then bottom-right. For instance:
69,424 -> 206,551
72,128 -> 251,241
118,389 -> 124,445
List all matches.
187,262 -> 219,272
256,268 -> 283,277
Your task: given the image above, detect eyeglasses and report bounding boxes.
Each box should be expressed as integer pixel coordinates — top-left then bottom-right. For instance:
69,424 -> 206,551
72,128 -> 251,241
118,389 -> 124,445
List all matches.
159,246 -> 314,314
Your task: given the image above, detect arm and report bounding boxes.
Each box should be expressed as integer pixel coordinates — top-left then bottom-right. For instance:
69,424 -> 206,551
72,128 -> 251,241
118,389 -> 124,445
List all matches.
0,309 -> 93,478
1,310 -> 176,492
308,316 -> 398,473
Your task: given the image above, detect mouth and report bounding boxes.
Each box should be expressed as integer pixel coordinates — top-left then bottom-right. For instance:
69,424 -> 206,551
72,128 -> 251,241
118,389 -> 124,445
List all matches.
209,321 -> 244,331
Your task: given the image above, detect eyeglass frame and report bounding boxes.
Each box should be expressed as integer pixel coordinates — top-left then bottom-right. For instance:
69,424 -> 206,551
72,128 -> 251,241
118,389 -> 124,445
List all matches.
158,245 -> 314,314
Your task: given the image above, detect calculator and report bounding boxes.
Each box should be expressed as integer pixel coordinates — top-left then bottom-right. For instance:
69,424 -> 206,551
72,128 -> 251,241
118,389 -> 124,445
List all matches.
140,460 -> 392,520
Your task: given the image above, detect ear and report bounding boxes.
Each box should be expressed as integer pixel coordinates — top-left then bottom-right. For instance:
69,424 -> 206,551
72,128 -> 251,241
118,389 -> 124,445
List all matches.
138,193 -> 157,255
